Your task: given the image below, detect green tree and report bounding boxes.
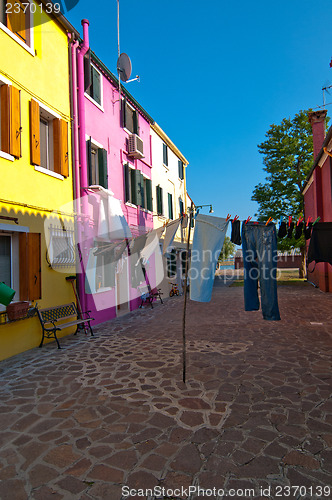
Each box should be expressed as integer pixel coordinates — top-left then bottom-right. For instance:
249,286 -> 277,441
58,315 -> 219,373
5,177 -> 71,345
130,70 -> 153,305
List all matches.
252,109 -> 326,277
219,236 -> 236,262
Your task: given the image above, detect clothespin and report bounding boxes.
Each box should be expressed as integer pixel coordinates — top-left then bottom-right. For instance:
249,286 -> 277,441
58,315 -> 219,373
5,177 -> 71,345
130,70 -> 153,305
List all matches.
226,214 -> 231,222
297,216 -> 303,226
233,215 -> 239,222
306,216 -> 312,225
313,216 -> 321,225
288,215 -> 292,227
245,216 -> 252,224
265,217 -> 273,226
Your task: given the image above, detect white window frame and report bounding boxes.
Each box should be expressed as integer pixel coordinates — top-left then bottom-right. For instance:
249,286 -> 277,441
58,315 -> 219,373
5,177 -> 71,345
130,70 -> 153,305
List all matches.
0,228 -> 25,311
122,99 -> 138,136
47,225 -> 75,268
0,0 -> 35,56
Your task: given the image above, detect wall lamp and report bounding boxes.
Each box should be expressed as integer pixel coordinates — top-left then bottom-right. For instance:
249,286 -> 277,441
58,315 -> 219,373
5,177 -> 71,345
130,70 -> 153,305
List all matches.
194,204 -> 214,214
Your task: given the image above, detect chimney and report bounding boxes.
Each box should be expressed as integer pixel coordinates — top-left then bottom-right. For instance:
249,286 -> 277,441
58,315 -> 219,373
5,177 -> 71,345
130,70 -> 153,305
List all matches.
308,110 -> 327,159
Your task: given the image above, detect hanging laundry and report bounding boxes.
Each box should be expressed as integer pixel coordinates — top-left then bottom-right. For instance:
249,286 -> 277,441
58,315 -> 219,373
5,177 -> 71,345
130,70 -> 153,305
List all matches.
241,221 -> 281,321
231,219 -> 242,245
305,222 -> 313,240
190,214 -> 229,302
287,221 -> 294,239
92,186 -> 132,240
307,222 -> 332,266
163,218 -> 181,255
294,221 -> 304,240
278,221 -> 287,239
130,227 -> 165,289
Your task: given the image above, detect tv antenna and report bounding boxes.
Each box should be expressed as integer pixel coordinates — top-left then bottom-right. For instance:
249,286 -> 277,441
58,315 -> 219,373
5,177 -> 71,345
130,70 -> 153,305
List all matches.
322,83 -> 332,106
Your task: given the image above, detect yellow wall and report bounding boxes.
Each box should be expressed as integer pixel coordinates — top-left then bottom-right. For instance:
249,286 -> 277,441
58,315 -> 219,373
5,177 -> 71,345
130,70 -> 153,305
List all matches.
0,4 -> 76,359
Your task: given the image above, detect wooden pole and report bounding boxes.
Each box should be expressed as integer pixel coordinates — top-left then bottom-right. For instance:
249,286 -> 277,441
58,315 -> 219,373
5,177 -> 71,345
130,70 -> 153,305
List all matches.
182,202 -> 193,383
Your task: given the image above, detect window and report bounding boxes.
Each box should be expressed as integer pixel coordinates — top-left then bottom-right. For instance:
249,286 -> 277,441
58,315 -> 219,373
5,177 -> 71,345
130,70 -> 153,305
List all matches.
168,193 -> 173,220
86,138 -> 108,188
47,225 -> 75,269
178,160 -> 184,180
30,99 -> 68,177
156,185 -> 163,215
163,143 -> 168,166
0,0 -> 32,48
167,248 -> 177,278
95,250 -> 116,291
85,63 -> 102,106
123,164 -> 152,210
179,198 -> 184,217
0,83 -> 21,158
0,229 -> 41,306
122,99 -> 138,135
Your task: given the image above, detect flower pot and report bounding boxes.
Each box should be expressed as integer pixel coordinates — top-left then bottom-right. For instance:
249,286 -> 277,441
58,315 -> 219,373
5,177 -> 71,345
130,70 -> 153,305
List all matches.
6,301 -> 29,321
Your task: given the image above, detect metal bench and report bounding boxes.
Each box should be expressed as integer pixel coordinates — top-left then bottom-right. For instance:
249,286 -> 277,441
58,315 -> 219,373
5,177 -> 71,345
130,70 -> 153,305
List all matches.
37,302 -> 94,349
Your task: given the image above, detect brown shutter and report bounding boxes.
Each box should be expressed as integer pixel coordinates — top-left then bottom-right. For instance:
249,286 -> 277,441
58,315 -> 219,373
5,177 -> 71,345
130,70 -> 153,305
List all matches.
28,233 -> 41,300
0,84 -> 10,154
7,0 -> 27,43
30,99 -> 40,165
53,118 -> 69,177
19,232 -> 41,301
10,86 -> 21,158
61,120 -> 69,177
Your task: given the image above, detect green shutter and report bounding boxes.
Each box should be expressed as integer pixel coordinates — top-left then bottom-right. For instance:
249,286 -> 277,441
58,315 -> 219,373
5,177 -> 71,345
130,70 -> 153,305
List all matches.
131,169 -> 142,206
87,138 -> 92,186
92,67 -> 101,105
133,111 -> 138,135
140,173 -> 145,208
168,193 -> 173,219
145,178 -> 152,211
156,185 -> 163,215
84,51 -> 92,92
179,198 -> 184,216
124,163 -> 130,202
121,98 -> 127,128
178,160 -> 184,180
98,148 -> 108,188
163,143 -> 168,165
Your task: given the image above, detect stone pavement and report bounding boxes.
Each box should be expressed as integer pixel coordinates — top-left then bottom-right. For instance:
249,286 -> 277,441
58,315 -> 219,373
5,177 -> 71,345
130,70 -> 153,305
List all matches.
0,279 -> 332,500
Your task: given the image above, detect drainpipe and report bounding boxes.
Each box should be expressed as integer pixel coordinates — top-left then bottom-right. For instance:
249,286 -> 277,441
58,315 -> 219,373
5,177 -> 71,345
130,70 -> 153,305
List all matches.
76,19 -> 90,314
70,36 -> 80,209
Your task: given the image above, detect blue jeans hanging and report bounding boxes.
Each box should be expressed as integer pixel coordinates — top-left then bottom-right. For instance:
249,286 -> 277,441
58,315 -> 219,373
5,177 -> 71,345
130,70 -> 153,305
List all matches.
241,222 -> 281,321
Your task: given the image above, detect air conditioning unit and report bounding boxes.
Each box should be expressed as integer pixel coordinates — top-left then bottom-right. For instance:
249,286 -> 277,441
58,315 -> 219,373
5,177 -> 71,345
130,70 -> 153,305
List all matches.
128,134 -> 144,159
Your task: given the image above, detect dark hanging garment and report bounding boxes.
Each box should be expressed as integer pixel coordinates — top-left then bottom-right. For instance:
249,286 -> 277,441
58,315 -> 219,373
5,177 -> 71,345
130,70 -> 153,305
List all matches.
231,219 -> 242,245
294,221 -> 304,240
305,222 -> 313,240
287,222 -> 294,239
307,222 -> 332,265
278,221 -> 287,239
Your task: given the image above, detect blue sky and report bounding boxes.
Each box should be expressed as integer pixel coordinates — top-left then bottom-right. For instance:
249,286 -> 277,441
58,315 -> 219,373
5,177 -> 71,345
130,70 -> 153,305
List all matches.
64,0 -> 332,220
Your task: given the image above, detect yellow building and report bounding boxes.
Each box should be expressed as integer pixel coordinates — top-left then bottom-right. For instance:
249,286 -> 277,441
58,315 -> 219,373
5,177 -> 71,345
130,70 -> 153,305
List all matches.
0,0 -> 79,359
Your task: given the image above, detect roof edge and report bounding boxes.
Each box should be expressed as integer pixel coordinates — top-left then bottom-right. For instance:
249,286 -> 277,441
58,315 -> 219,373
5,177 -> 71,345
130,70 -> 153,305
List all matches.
151,122 -> 189,165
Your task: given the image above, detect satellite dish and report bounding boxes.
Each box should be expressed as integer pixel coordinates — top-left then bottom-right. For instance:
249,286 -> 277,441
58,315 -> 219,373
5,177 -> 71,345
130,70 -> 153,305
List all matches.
117,53 -> 132,82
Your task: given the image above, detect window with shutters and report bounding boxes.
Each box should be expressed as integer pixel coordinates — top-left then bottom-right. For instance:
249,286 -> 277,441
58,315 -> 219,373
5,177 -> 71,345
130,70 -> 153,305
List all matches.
0,228 -> 41,311
86,137 -> 108,188
122,99 -> 139,135
168,193 -> 173,220
0,82 -> 21,159
123,164 -> 152,210
47,225 -> 75,269
179,198 -> 184,217
163,143 -> 168,167
85,63 -> 102,107
30,100 -> 69,179
156,185 -> 164,215
0,0 -> 33,51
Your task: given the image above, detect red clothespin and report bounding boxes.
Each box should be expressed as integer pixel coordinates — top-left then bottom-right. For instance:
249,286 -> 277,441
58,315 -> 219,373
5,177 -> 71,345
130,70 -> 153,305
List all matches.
265,217 -> 273,226
233,215 -> 239,222
306,216 -> 312,225
297,216 -> 303,226
226,214 -> 231,222
245,216 -> 252,224
288,216 -> 292,227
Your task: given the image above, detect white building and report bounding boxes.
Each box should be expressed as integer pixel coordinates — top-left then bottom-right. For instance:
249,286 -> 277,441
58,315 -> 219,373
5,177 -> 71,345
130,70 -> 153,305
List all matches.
150,123 -> 191,297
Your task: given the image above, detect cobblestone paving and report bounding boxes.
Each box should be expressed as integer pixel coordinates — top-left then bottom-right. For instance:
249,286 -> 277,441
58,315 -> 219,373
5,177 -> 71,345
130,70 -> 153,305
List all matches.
0,281 -> 331,500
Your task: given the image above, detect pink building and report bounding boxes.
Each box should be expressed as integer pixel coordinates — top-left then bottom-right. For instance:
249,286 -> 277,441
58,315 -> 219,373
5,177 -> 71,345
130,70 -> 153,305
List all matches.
71,21 -> 154,324
302,110 -> 332,292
